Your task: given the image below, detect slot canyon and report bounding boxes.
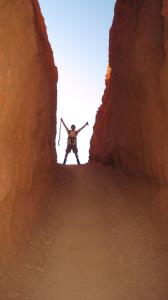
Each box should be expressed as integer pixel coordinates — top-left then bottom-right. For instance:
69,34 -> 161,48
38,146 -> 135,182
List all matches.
1,0 -> 168,299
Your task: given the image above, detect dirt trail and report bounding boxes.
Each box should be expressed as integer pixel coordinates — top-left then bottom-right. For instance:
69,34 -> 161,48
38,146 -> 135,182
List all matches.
3,163 -> 168,300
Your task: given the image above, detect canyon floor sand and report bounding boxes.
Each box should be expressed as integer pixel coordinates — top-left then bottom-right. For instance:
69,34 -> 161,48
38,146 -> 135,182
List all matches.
2,163 -> 168,300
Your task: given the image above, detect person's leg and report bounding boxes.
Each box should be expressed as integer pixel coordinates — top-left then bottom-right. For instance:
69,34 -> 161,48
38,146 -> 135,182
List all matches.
73,146 -> 80,165
63,153 -> 68,165
63,146 -> 70,164
75,153 -> 80,165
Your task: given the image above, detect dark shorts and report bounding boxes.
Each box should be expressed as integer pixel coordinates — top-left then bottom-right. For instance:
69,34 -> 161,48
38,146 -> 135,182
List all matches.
66,144 -> 78,154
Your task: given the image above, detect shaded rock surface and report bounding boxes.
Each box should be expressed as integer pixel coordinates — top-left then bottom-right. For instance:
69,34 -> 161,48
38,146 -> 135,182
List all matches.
0,0 -> 57,267
90,0 -> 168,183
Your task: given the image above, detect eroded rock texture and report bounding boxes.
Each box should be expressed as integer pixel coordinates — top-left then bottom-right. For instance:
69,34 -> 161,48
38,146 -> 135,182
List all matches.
0,0 -> 57,265
90,0 -> 168,182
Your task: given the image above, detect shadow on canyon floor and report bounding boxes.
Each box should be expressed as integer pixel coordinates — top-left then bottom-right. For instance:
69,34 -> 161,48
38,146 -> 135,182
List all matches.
1,163 -> 168,300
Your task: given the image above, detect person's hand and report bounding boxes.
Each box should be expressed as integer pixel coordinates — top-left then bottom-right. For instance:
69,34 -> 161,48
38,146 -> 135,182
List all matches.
86,122 -> 89,126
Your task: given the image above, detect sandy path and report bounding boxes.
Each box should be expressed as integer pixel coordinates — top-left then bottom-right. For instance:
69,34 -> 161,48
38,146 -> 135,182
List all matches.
4,163 -> 168,300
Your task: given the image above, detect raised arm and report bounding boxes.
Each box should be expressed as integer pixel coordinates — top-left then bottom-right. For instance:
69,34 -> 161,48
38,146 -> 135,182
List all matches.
76,122 -> 89,134
61,118 -> 69,133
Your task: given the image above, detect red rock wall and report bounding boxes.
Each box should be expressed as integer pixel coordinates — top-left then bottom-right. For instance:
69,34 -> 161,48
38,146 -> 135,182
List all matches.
0,0 -> 57,265
90,0 -> 168,182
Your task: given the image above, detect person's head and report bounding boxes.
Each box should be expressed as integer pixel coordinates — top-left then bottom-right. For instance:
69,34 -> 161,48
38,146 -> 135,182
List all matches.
71,124 -> 76,131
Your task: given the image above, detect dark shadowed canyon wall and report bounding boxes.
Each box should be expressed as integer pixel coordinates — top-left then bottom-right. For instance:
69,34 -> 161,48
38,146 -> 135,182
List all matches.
0,0 -> 57,265
90,0 -> 168,183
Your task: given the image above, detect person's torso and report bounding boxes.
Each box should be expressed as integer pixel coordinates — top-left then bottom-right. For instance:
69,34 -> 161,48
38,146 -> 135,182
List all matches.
67,130 -> 77,145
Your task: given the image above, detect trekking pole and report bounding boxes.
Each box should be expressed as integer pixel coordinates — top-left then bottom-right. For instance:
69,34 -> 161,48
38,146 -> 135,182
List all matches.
58,119 -> 62,146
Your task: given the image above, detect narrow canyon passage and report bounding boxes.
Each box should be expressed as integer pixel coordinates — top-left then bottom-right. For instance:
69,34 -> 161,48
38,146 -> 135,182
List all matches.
3,163 -> 168,300
2,1 -> 168,299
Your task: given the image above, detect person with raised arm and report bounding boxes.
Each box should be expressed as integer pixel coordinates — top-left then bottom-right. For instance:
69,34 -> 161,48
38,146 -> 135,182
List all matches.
61,118 -> 88,165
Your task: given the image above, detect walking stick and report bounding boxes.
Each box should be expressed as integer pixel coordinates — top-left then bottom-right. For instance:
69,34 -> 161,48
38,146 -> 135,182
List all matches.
58,119 -> 62,146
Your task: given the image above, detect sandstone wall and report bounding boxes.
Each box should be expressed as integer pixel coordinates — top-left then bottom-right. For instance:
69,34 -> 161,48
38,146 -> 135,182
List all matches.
90,0 -> 168,183
0,0 -> 57,265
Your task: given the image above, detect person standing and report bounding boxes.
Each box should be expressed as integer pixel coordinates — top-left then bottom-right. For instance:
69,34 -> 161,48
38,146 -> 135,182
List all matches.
61,118 -> 88,165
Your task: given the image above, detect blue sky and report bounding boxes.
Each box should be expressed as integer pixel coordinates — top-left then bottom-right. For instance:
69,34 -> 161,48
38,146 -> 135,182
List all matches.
39,0 -> 115,164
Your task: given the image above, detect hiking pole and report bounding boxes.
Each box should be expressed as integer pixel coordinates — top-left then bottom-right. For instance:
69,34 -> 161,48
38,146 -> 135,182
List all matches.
58,119 -> 62,146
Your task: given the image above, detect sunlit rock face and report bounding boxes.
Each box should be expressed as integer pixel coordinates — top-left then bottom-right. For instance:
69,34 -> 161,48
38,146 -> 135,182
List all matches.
0,0 -> 57,264
90,0 -> 168,182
